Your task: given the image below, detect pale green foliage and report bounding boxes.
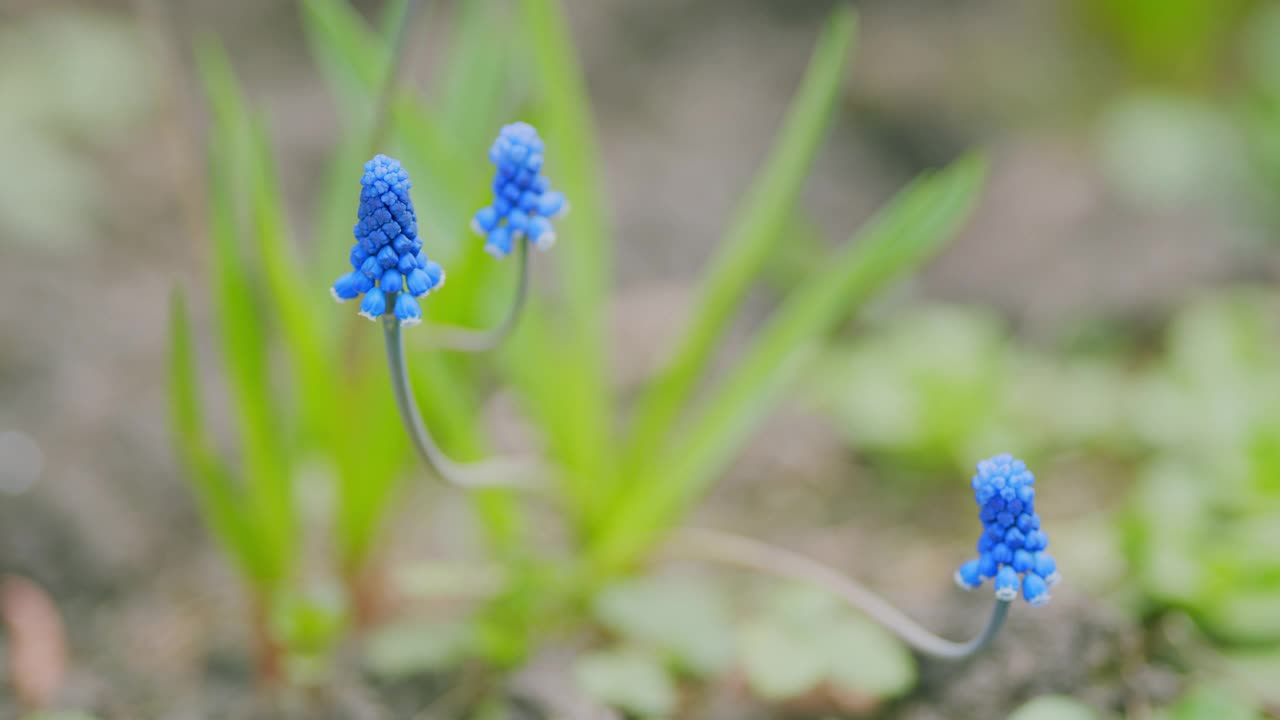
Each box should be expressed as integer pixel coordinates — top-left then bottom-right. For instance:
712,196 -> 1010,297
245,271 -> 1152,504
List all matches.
176,0 -> 985,691
739,585 -> 915,702
593,576 -> 735,677
574,649 -> 678,718
1008,695 -> 1099,720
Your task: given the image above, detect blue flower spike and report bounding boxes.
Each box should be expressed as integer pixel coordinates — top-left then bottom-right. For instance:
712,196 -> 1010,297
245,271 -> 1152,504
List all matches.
331,155 -> 444,326
471,122 -> 570,258
954,453 -> 1059,607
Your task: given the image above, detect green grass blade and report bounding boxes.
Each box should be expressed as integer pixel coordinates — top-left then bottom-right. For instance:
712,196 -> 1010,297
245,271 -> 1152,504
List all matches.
376,0 -> 412,40
439,0 -> 509,153
391,96 -> 478,243
246,115 -> 339,449
517,0 -> 614,516
592,154 -> 988,571
197,42 -> 294,586
299,0 -> 386,109
620,6 -> 857,478
168,288 -> 269,584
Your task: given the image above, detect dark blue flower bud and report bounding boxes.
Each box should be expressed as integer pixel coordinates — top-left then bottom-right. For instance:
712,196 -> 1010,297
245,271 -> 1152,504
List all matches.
332,155 -> 445,325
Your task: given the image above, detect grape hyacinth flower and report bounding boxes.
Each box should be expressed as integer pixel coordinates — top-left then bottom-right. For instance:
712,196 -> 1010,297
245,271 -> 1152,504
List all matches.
955,454 -> 1060,606
470,122 -> 569,258
331,155 -> 445,326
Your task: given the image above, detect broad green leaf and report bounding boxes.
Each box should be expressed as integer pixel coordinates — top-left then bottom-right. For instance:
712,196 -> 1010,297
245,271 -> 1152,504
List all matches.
364,619 -> 470,679
1171,684 -> 1263,720
822,615 -> 916,698
739,584 -> 914,701
739,621 -> 826,700
594,576 -> 735,676
574,648 -> 677,718
1007,696 -> 1100,720
622,5 -> 857,481
1219,649 -> 1280,707
594,154 -> 987,570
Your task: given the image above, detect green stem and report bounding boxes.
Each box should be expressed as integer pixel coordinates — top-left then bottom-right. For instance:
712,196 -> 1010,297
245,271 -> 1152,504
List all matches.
382,314 -> 546,490
667,527 -> 1009,661
426,239 -> 531,352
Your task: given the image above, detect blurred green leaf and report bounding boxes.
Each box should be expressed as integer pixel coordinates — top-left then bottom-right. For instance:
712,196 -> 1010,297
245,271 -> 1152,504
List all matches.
574,648 -> 677,718
739,584 -> 914,702
196,40 -> 294,586
1007,695 -> 1099,720
364,619 -> 470,679
246,115 -> 336,446
1219,648 -> 1280,706
594,576 -> 735,676
1171,684 -> 1263,720
622,5 -> 857,481
167,289 -> 267,585
0,13 -> 154,250
516,0 -> 614,515
439,0 -> 511,154
822,614 -> 916,698
273,586 -> 348,656
1096,94 -> 1247,211
1078,0 -> 1254,85
299,0 -> 386,112
595,154 -> 987,570
739,621 -> 826,700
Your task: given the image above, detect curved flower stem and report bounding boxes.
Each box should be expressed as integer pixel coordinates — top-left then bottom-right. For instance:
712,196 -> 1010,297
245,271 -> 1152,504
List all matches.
666,527 -> 1010,661
426,239 -> 531,353
383,314 -> 544,489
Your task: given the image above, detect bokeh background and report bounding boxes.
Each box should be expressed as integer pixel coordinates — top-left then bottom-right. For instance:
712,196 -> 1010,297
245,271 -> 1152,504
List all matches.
2,0 -> 1280,718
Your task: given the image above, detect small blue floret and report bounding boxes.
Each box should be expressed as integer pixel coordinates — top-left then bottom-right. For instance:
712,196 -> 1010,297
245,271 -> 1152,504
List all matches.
359,287 -> 387,320
1022,573 -> 1050,606
994,566 -> 1020,601
394,292 -> 422,326
954,453 -> 1059,606
331,155 -> 445,326
955,559 -> 983,590
471,122 -> 569,258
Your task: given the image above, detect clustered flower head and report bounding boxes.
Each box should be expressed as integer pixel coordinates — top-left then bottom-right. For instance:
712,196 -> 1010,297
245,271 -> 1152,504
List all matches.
955,453 -> 1060,606
331,155 -> 444,326
470,122 -> 568,258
